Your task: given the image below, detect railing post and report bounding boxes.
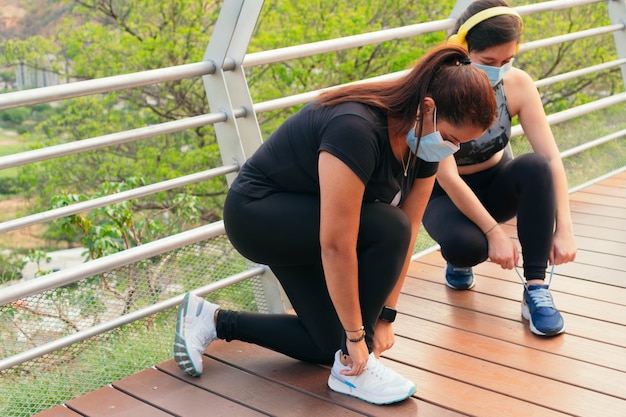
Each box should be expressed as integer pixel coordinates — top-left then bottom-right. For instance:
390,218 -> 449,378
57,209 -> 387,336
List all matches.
449,0 -> 473,23
202,0 -> 265,186
608,0 -> 626,85
202,0 -> 290,314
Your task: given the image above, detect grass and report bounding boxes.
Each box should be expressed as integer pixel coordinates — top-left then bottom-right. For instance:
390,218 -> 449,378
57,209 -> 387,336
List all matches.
0,313 -> 177,417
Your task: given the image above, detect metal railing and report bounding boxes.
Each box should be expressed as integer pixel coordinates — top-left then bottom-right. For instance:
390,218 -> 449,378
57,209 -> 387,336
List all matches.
0,0 -> 625,415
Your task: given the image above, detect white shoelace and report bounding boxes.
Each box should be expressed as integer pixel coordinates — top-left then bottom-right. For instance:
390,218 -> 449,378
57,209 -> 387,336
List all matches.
516,264 -> 555,288
517,264 -> 556,308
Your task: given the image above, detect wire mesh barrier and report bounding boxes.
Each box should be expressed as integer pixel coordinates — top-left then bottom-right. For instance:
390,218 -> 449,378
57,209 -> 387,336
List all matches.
0,236 -> 267,416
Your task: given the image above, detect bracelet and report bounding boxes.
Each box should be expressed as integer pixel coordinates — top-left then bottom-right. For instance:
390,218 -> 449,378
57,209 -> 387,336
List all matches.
344,325 -> 365,333
347,328 -> 366,343
484,223 -> 499,235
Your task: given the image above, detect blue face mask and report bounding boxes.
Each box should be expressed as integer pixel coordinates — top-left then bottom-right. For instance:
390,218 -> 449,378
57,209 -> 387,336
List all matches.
473,60 -> 514,86
406,107 -> 459,162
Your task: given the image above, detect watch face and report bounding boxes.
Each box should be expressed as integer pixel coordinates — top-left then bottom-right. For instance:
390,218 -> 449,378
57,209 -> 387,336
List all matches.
381,306 -> 397,322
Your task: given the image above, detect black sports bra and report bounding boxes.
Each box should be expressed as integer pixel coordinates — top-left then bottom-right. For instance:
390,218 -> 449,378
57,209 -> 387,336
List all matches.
454,82 -> 512,166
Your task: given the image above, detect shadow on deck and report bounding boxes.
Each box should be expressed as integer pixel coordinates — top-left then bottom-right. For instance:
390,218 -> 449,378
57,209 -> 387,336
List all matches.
36,170 -> 626,417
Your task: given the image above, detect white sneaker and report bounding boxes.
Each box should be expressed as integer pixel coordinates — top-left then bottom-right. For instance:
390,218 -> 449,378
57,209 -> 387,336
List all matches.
327,350 -> 416,404
174,292 -> 219,377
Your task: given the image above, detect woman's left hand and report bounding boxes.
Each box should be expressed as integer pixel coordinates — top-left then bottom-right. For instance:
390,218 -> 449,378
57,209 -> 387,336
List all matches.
372,320 -> 395,358
550,229 -> 577,265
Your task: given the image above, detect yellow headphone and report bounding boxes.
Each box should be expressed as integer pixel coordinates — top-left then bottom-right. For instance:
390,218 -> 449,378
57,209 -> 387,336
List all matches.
448,6 -> 523,52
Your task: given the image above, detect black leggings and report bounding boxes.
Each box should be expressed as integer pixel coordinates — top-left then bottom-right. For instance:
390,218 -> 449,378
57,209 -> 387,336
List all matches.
221,189 -> 411,364
422,153 -> 556,280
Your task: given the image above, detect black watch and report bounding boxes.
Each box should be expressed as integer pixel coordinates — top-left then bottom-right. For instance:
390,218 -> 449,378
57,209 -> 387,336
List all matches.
379,306 -> 397,323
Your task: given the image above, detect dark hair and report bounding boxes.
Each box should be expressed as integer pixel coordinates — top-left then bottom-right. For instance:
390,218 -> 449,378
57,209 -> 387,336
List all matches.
452,0 -> 523,52
316,44 -> 496,138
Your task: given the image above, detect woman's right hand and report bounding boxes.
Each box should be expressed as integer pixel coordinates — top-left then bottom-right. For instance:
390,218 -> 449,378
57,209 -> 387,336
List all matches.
486,225 -> 519,269
341,338 -> 370,376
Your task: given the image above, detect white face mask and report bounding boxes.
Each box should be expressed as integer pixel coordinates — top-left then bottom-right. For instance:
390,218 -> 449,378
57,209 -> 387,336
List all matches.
405,107 -> 460,162
473,59 -> 514,86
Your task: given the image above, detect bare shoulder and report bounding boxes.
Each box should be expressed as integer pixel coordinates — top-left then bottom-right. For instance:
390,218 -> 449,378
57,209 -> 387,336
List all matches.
503,67 -> 541,117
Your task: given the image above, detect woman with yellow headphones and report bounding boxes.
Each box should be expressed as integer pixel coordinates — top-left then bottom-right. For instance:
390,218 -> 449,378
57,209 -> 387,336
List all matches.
423,0 -> 577,337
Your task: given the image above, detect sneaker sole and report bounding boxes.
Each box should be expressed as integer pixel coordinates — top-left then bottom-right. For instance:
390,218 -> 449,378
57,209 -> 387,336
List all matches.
445,278 -> 476,290
521,303 -> 565,337
174,293 -> 202,377
327,374 -> 416,405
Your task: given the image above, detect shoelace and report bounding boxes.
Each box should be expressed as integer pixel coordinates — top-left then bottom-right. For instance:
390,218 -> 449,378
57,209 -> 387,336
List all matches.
366,356 -> 388,379
526,287 -> 555,308
331,355 -> 388,386
516,264 -> 554,289
516,264 -> 556,308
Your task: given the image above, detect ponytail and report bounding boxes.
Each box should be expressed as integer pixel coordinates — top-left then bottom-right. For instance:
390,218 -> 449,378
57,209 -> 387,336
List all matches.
317,44 -> 496,136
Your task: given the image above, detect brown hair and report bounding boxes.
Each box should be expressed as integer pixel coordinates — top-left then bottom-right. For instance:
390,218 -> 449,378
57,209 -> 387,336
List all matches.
452,0 -> 523,53
316,44 -> 496,139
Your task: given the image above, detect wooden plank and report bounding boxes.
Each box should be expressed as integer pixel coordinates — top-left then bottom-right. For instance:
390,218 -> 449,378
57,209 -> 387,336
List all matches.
549,261 -> 626,288
396,294 -> 626,373
570,211 -> 626,230
570,191 -> 626,208
32,406 -> 83,417
206,339 -> 553,417
403,267 -> 626,348
415,248 -> 626,291
580,183 -> 626,198
569,199 -> 626,218
113,367 -> 265,416
573,223 -> 626,243
572,249 -> 626,271
405,256 -> 626,328
202,341 -> 439,417
599,177 -> 626,188
389,360 -> 570,417
464,258 -> 626,305
574,235 -> 626,257
393,314 -> 626,400
388,336 -> 626,417
156,356 -> 364,417
64,386 -> 172,417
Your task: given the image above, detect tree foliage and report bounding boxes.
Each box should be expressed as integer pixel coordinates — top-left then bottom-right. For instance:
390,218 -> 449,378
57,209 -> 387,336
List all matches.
0,0 -> 621,253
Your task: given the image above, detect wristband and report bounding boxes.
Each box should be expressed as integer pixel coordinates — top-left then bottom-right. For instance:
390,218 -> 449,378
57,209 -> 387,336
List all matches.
379,306 -> 397,323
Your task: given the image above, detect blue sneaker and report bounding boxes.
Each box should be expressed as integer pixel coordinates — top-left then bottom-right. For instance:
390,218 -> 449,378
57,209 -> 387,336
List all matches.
445,264 -> 475,290
522,284 -> 565,336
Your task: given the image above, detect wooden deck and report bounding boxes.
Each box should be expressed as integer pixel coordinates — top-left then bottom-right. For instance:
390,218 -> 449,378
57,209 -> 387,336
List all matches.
37,170 -> 626,417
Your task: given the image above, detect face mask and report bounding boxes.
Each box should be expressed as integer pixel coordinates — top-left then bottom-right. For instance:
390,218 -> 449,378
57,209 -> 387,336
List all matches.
405,107 -> 460,162
473,60 -> 514,86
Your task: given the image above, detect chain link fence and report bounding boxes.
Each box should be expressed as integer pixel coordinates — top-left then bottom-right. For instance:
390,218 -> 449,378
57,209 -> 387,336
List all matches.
0,235 -> 270,416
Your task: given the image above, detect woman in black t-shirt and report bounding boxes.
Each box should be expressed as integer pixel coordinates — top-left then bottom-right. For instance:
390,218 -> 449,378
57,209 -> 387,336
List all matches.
174,44 -> 496,405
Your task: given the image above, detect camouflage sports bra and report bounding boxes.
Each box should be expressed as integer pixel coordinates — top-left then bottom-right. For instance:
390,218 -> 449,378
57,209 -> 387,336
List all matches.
453,81 -> 512,166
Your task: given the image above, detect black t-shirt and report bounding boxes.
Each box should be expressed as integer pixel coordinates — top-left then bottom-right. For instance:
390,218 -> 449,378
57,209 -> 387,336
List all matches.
231,102 -> 438,206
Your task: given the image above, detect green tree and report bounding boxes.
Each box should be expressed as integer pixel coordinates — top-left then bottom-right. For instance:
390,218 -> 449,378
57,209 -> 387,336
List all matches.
0,0 -> 620,250
2,0 -> 455,243
513,1 -> 619,112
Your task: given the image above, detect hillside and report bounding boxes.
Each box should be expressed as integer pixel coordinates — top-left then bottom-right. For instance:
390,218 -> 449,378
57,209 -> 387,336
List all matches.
0,0 -> 71,40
